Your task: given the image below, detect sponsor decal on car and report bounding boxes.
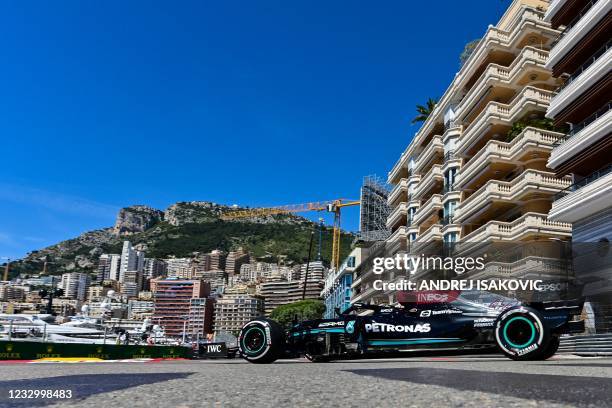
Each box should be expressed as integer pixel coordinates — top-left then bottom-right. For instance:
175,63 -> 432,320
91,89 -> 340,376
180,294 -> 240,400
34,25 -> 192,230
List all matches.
318,321 -> 345,328
419,309 -> 463,317
345,320 -> 356,334
473,318 -> 495,328
364,322 -> 431,333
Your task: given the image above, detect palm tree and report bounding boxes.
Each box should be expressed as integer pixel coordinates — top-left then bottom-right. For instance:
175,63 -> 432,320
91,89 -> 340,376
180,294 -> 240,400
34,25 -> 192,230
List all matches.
411,98 -> 437,124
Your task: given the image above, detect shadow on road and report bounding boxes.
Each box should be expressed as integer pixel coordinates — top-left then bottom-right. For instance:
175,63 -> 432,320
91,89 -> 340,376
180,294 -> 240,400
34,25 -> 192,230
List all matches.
0,372 -> 194,407
346,367 -> 612,407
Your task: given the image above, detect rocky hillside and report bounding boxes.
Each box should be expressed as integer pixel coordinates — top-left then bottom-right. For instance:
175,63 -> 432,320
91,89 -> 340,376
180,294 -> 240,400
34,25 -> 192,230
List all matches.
10,202 -> 354,278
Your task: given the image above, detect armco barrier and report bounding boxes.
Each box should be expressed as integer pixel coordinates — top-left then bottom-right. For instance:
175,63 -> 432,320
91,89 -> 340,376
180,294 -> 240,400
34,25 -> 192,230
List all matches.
559,334 -> 612,356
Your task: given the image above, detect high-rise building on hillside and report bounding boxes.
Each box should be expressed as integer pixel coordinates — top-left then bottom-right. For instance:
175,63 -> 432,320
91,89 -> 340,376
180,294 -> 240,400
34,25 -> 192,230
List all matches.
299,260 -> 326,300
98,254 -> 121,282
151,278 -> 213,338
60,273 -> 91,301
144,258 -> 167,279
258,273 -> 302,316
209,250 -> 227,271
119,241 -> 144,283
213,285 -> 264,335
225,249 -> 250,275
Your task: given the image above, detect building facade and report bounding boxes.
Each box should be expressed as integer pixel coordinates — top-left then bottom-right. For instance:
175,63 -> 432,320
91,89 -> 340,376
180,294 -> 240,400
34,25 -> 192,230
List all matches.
375,0 -> 573,305
60,273 -> 91,301
213,286 -> 264,335
119,241 -> 144,282
258,274 -> 302,316
151,278 -> 213,338
544,0 -> 612,331
322,248 -> 361,318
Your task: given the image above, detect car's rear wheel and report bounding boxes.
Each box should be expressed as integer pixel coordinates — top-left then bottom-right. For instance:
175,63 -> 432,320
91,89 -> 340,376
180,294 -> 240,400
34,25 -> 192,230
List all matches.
537,335 -> 560,360
239,318 -> 285,364
494,306 -> 551,361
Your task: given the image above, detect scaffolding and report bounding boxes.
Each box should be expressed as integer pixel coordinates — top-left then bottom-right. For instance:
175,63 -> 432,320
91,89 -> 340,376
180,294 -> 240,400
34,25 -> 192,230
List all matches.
359,175 -> 391,242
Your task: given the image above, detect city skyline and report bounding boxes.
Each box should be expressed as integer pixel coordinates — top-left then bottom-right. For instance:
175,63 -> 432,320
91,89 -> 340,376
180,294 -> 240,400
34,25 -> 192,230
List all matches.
0,1 -> 510,260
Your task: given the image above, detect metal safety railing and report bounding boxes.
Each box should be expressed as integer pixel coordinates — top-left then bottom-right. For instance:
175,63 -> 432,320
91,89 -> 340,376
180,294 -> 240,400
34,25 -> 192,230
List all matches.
554,164 -> 612,201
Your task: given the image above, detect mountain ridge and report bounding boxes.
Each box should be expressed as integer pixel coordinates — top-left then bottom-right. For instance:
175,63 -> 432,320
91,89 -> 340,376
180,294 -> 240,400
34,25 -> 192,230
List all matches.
9,201 -> 355,278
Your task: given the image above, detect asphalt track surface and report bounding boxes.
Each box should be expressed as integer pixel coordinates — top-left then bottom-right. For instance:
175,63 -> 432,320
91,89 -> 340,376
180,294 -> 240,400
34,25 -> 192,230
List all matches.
1,355 -> 611,407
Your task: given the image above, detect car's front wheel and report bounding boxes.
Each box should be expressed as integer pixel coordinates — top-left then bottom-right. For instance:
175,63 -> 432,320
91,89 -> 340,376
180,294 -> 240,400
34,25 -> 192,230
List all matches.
238,318 -> 285,364
494,306 -> 551,361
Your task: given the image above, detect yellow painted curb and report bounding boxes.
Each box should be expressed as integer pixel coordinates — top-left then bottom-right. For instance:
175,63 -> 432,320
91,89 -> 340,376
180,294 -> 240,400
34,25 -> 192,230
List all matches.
36,357 -> 105,362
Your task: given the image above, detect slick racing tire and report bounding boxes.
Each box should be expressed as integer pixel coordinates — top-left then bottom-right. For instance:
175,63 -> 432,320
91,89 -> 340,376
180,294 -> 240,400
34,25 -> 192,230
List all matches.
494,306 -> 551,361
239,318 -> 285,364
538,335 -> 560,360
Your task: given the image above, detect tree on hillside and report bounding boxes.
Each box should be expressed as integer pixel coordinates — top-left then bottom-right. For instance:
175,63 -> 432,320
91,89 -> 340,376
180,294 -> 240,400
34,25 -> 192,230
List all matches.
270,299 -> 326,327
411,98 -> 438,124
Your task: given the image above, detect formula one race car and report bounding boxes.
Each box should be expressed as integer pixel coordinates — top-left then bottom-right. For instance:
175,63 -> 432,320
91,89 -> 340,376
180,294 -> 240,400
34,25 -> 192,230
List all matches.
238,291 -> 585,363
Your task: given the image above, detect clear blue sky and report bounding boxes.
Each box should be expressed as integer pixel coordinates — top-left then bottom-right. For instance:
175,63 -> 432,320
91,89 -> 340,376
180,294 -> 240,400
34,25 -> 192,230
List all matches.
0,1 -> 509,260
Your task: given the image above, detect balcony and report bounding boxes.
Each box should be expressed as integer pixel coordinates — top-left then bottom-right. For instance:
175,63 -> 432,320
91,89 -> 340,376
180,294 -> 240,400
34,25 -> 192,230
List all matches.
387,226 -> 407,245
387,178 -> 408,208
396,8 -> 555,170
469,256 -> 570,280
548,102 -> 612,170
546,0 -> 611,70
412,165 -> 443,199
547,40 -> 612,119
456,86 -> 555,157
455,127 -> 562,190
386,202 -> 407,230
412,135 -> 444,175
412,224 -> 443,253
456,47 -> 551,121
461,212 -> 571,243
412,194 -> 443,226
388,154 -> 409,185
455,169 -> 572,224
550,164 -> 612,223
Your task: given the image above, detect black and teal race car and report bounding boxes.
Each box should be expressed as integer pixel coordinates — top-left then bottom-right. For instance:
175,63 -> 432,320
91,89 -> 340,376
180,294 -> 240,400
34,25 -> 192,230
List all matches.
238,293 -> 584,363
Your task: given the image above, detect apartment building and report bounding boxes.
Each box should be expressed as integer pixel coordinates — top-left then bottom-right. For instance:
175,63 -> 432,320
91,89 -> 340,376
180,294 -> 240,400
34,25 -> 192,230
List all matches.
151,278 -> 213,338
165,258 -> 192,278
258,273 -> 302,316
0,284 -> 25,302
225,249 -> 250,275
119,241 -> 144,282
97,254 -> 121,281
209,250 -> 227,271
381,0 -> 573,304
213,285 -> 264,335
144,258 -> 167,279
195,270 -> 228,295
544,0 -> 612,330
298,260 -> 327,300
544,0 -> 611,240
60,273 -> 91,301
322,248 -> 362,318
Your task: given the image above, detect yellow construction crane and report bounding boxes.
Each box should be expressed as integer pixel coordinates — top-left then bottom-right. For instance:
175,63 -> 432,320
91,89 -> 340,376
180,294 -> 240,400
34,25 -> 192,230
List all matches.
221,199 -> 360,270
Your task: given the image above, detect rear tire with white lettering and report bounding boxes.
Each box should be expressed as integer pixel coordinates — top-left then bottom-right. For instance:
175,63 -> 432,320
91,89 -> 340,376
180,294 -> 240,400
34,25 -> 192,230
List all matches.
238,318 -> 285,364
538,335 -> 560,360
494,306 -> 550,361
